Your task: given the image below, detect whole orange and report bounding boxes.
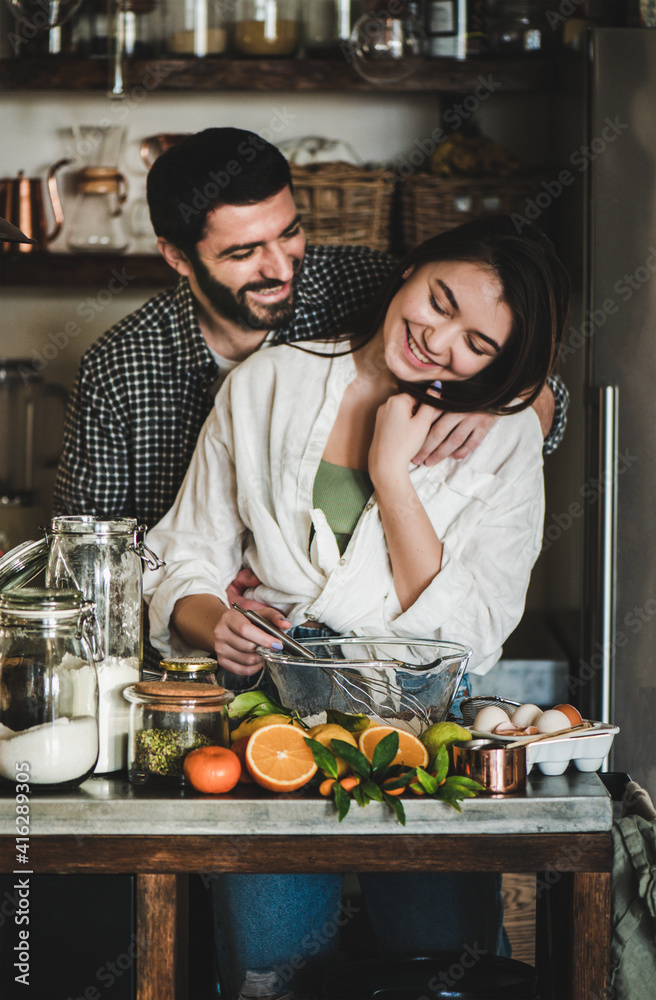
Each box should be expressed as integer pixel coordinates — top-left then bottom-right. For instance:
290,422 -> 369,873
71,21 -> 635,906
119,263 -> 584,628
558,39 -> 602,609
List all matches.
230,736 -> 255,784
183,745 -> 241,794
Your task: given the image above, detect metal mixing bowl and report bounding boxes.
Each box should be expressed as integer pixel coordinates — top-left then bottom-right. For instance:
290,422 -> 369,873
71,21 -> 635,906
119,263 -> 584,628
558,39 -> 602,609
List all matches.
258,636 -> 471,735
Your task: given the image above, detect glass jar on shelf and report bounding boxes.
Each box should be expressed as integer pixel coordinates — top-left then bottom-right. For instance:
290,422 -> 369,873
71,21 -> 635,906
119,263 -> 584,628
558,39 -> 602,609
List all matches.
124,681 -> 233,785
233,0 -> 300,58
302,0 -> 356,58
153,656 -> 220,684
163,0 -> 230,57
487,0 -> 552,56
0,588 -> 99,790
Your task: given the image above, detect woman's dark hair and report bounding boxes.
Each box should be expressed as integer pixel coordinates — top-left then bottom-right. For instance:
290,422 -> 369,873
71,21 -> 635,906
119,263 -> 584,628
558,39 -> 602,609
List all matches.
147,127 -> 292,256
313,216 -> 571,416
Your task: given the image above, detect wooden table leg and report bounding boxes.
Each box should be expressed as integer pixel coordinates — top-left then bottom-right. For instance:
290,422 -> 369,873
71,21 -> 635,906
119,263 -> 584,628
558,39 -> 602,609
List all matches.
135,873 -> 189,1000
536,870 -> 611,1000
569,871 -> 611,1000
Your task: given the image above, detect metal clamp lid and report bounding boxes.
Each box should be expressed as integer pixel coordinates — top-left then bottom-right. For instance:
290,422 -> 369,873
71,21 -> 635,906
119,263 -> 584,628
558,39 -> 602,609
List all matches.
0,538 -> 49,593
132,525 -> 165,570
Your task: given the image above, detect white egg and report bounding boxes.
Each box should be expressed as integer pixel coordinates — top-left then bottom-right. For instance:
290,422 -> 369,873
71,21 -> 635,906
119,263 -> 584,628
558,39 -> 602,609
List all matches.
511,703 -> 543,728
536,709 -> 571,734
473,705 -> 511,733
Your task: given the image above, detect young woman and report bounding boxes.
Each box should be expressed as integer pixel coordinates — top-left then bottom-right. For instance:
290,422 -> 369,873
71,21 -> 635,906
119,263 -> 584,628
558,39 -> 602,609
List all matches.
145,216 -> 569,679
144,216 -> 571,999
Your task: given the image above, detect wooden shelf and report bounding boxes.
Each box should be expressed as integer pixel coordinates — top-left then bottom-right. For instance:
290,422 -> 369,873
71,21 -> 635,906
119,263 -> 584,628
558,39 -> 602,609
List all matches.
0,55 -> 555,94
0,252 -> 175,288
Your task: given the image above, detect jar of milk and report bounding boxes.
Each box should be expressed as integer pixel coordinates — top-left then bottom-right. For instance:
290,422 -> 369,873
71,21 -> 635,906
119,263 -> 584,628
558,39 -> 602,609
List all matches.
0,589 -> 99,789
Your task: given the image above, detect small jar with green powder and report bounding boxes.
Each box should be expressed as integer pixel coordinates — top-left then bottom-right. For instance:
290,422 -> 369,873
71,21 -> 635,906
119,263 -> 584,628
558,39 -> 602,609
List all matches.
124,681 -> 233,785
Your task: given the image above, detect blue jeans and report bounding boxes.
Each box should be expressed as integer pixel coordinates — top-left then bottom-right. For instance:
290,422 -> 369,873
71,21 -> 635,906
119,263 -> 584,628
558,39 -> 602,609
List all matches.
211,639 -> 509,998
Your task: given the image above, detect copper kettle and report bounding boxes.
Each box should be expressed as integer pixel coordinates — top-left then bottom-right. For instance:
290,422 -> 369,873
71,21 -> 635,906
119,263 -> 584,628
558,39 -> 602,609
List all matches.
0,159 -> 70,254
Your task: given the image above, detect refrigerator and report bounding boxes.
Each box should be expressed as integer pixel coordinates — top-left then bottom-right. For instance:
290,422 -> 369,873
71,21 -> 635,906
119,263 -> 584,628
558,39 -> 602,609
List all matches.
583,28 -> 656,799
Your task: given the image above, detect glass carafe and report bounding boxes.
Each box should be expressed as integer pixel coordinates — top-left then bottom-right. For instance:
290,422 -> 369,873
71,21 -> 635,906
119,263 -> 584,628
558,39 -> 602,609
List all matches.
45,516 -> 161,773
0,588 -> 99,790
66,124 -> 129,252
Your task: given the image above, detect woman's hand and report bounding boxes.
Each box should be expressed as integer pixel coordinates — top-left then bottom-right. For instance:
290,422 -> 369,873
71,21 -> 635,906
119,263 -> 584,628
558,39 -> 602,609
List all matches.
368,393 -> 438,489
213,606 -> 291,677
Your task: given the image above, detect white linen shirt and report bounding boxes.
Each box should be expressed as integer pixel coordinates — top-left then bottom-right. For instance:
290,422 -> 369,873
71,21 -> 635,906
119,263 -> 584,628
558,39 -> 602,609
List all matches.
144,342 -> 545,676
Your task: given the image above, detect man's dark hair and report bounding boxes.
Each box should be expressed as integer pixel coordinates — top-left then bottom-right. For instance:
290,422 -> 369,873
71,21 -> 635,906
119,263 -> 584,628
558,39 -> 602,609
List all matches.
147,127 -> 292,256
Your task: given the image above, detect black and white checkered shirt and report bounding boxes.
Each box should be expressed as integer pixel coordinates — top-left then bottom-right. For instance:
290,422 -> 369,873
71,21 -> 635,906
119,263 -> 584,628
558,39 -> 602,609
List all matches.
53,243 -> 568,530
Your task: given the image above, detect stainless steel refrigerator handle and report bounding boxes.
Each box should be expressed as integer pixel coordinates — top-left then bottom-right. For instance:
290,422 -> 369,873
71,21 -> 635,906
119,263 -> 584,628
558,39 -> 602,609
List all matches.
597,385 -> 618,727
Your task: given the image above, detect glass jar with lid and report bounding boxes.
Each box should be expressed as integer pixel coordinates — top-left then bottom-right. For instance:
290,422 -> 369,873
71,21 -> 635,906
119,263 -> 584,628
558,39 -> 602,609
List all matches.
154,656 -> 220,684
163,0 -> 230,56
124,681 -> 233,785
0,588 -> 99,790
45,516 -> 162,774
233,0 -> 300,57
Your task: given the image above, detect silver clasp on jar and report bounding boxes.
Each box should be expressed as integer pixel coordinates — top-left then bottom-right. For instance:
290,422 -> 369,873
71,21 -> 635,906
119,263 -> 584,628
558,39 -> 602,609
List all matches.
76,603 -> 104,662
132,525 -> 165,570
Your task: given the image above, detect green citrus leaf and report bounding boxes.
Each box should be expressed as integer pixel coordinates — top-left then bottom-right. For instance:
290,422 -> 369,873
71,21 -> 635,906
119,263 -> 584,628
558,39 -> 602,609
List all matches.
372,731 -> 399,774
362,780 -> 384,802
330,739 -> 371,779
352,783 -> 369,808
432,745 -> 449,784
333,781 -> 351,822
304,738 -> 339,780
383,792 -> 406,826
414,767 -> 439,795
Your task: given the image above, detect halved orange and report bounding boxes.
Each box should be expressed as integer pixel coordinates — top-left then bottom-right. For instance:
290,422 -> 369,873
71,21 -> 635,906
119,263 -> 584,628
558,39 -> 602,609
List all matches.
358,725 -> 429,769
245,723 -> 318,793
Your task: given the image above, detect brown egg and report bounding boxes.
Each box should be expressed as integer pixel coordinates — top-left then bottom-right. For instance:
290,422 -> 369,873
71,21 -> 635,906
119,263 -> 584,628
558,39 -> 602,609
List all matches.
553,703 -> 583,727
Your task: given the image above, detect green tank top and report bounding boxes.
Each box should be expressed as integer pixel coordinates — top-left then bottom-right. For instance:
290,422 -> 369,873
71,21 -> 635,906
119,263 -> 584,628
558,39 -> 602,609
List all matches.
312,459 -> 373,556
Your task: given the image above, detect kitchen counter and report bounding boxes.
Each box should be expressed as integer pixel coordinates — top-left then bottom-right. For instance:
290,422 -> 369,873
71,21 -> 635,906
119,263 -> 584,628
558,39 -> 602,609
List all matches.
0,771 -> 613,1000
0,768 -> 612,837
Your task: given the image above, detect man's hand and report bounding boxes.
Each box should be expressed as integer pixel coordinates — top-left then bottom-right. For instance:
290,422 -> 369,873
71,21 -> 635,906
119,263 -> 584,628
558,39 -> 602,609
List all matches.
226,567 -> 269,612
412,383 -> 556,466
412,410 -> 499,466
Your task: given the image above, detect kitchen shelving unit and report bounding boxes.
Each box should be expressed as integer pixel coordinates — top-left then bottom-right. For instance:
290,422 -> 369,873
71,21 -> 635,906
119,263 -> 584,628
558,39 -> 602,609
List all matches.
0,53 -> 556,286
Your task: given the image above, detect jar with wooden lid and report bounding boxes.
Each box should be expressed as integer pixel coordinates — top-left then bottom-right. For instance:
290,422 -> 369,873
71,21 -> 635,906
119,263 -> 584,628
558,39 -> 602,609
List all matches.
154,656 -> 220,684
233,0 -> 300,57
124,681 -> 233,785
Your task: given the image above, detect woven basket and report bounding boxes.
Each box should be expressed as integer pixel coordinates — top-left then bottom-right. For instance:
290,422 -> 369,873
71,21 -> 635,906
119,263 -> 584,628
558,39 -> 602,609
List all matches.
400,173 -> 549,250
291,162 -> 394,253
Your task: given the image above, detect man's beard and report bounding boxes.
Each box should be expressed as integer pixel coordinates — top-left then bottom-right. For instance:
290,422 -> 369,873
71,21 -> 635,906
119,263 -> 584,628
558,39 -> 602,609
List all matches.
189,251 -> 300,331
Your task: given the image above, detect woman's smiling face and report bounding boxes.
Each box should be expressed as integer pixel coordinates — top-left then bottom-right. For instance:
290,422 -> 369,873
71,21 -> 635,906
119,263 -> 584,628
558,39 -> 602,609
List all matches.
380,260 -> 513,383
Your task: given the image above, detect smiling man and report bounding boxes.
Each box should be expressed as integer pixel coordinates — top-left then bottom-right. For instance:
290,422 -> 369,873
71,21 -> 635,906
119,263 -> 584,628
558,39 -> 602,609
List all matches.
53,127 -> 567,534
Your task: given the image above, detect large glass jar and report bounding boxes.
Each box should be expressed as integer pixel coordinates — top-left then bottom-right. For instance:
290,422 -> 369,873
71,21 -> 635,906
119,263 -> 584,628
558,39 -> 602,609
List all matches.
0,588 -> 99,790
163,0 -> 230,56
124,681 -> 233,785
233,0 -> 300,57
45,516 -> 161,774
154,657 -> 220,684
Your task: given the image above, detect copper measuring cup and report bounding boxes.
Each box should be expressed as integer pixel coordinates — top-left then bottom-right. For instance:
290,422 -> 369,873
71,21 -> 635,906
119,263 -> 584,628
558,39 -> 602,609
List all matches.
452,738 -> 527,796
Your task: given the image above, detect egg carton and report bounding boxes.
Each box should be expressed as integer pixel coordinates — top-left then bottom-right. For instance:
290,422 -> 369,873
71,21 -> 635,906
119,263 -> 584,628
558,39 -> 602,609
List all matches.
468,722 -> 620,776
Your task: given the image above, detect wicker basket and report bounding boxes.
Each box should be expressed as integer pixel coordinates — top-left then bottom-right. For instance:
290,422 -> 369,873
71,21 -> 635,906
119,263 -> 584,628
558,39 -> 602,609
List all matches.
291,162 -> 394,253
400,173 -> 549,250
